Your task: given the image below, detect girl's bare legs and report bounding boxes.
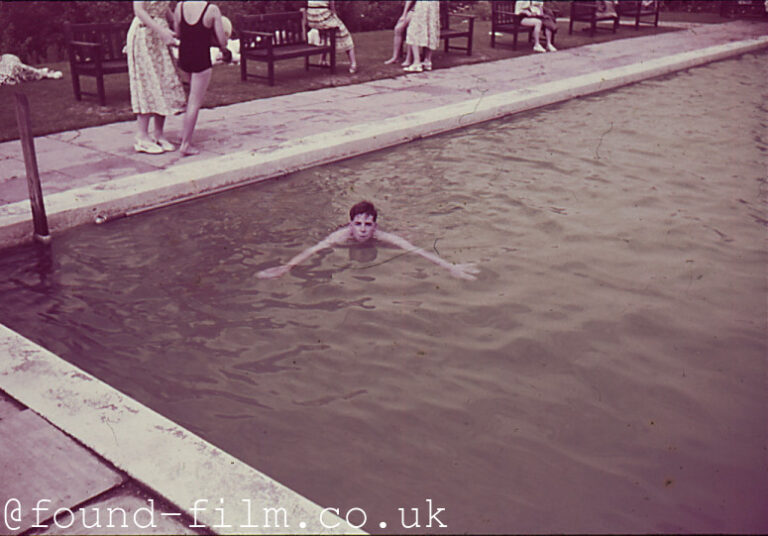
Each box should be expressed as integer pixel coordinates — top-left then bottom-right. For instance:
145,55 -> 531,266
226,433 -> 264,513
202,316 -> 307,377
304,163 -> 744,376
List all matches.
401,46 -> 413,66
544,28 -> 555,49
179,68 -> 212,156
347,47 -> 357,73
403,43 -> 423,71
151,115 -> 174,149
384,15 -> 408,64
520,17 -> 543,48
411,44 -> 422,66
136,114 -> 154,144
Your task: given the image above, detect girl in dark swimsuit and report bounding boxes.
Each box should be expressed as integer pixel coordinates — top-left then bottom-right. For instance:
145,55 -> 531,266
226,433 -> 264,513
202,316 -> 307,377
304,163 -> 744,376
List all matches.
174,1 -> 229,155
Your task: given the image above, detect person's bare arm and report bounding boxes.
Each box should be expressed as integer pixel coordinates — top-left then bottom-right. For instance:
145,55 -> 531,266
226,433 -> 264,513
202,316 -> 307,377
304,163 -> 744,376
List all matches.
375,230 -> 479,280
133,1 -> 178,45
208,4 -> 228,50
172,2 -> 181,36
257,227 -> 350,279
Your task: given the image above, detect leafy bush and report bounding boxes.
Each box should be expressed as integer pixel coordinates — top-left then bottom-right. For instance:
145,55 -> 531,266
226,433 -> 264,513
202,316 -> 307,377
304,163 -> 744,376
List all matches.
335,1 -> 403,32
0,1 -> 133,63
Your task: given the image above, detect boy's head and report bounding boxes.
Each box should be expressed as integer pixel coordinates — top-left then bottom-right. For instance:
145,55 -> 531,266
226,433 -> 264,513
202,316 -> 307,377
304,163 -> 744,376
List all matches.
349,201 -> 377,242
349,201 -> 377,222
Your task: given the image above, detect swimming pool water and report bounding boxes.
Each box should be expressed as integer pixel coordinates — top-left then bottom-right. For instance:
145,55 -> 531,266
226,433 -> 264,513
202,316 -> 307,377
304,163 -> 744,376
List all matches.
1,52 -> 766,533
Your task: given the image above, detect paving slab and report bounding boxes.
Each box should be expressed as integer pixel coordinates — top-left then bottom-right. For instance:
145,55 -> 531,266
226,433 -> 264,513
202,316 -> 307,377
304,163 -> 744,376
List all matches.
0,408 -> 125,535
0,389 -> 23,420
37,483 -> 203,535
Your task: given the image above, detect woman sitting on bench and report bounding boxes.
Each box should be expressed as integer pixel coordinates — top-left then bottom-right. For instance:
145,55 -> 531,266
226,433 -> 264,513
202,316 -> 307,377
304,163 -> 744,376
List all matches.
306,0 -> 358,74
515,0 -> 558,53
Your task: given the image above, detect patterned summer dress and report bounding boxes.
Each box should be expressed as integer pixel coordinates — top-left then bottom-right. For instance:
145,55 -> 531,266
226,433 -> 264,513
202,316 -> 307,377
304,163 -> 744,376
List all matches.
306,0 -> 354,53
126,0 -> 185,116
405,0 -> 440,51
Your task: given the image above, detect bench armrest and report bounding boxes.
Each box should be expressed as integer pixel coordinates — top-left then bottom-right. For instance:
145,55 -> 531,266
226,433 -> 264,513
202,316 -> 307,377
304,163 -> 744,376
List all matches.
449,12 -> 476,21
69,40 -> 102,49
240,29 -> 274,50
240,29 -> 274,39
68,41 -> 103,64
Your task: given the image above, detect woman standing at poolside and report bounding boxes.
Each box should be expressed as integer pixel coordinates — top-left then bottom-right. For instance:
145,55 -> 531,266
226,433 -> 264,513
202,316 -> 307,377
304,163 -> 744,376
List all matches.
127,1 -> 186,154
404,0 -> 440,73
306,0 -> 358,74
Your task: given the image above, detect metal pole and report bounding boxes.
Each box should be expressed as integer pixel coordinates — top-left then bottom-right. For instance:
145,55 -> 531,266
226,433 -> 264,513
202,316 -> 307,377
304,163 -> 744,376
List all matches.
14,92 -> 51,244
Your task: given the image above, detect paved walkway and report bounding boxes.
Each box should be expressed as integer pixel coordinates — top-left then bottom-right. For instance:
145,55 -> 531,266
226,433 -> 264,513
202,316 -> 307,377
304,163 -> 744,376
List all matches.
1,19 -> 767,536
1,20 -> 766,250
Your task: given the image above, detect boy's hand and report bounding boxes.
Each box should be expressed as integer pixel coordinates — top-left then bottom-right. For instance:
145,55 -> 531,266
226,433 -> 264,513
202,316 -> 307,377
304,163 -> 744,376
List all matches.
449,263 -> 479,281
221,48 -> 233,64
257,265 -> 290,279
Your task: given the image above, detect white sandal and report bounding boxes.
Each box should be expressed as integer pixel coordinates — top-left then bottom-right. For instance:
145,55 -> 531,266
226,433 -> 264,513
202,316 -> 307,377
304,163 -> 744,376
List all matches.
152,138 -> 176,152
134,139 -> 163,154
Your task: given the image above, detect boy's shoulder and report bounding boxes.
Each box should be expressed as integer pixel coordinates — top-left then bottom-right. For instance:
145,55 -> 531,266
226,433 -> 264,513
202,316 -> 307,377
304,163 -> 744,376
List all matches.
326,224 -> 353,243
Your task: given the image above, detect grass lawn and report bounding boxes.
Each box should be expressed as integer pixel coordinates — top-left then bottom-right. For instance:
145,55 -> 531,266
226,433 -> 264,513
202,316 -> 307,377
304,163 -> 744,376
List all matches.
0,10 -> 728,143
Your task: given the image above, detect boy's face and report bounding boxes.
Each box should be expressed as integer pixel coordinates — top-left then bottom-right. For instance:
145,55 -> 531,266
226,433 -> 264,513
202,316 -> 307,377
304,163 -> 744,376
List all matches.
350,213 -> 377,242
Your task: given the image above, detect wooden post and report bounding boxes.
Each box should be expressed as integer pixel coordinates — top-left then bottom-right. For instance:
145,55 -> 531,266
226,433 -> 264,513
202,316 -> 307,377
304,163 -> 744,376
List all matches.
14,92 -> 51,244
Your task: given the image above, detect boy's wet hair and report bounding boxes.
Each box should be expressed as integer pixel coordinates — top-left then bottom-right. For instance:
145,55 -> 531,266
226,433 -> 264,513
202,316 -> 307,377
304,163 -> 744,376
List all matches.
349,201 -> 377,222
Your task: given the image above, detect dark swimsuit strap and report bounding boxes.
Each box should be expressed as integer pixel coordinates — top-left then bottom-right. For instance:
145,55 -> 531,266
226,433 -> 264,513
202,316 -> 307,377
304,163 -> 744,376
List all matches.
183,1 -> 210,27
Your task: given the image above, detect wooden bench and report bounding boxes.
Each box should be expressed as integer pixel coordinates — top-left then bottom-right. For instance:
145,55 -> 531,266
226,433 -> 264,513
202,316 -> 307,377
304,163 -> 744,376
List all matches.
720,0 -> 768,19
490,1 -> 558,50
569,1 -> 619,37
439,4 -> 475,56
237,11 -> 336,86
616,0 -> 660,29
65,22 -> 130,106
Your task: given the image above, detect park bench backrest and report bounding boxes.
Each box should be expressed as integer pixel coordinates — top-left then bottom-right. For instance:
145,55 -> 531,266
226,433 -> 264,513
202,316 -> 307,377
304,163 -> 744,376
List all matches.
571,1 -> 599,19
492,1 -> 519,26
65,22 -> 129,63
616,0 -> 657,15
236,12 -> 306,47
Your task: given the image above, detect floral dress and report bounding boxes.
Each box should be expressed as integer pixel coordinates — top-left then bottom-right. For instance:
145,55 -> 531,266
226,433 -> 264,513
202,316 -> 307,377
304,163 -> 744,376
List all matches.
405,0 -> 440,51
306,0 -> 354,53
126,0 -> 185,116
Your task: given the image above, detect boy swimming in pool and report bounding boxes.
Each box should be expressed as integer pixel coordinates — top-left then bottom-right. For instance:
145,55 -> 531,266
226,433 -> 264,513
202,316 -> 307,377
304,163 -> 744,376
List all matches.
256,201 -> 479,280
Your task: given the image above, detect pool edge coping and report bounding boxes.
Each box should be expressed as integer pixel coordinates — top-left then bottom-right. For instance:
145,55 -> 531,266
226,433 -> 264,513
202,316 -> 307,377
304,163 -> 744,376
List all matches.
0,323 -> 366,535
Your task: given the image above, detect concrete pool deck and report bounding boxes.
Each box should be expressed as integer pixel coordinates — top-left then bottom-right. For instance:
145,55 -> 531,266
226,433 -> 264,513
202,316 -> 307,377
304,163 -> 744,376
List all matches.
0,20 -> 767,251
0,18 -> 767,535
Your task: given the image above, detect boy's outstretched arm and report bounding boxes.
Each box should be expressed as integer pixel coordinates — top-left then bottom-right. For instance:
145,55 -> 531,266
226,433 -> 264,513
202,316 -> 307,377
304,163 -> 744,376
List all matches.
375,230 -> 479,280
257,228 -> 349,279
